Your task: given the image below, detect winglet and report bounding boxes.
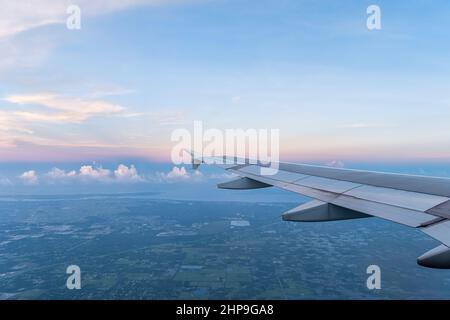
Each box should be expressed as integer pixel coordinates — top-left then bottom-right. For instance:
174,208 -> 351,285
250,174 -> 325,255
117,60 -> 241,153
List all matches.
183,149 -> 203,170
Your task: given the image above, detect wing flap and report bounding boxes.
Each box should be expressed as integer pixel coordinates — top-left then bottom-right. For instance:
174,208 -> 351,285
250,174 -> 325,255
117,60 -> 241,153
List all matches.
343,185 -> 449,212
332,194 -> 435,227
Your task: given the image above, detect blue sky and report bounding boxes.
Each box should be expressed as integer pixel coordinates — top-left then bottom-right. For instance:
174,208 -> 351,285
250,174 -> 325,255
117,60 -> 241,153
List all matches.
1,0 -> 450,192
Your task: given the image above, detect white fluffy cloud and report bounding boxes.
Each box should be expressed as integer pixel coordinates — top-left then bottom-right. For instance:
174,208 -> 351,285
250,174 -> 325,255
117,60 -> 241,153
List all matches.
19,170 -> 39,185
47,167 -> 77,179
167,166 -> 189,179
114,164 -> 143,182
79,165 -> 112,180
155,166 -> 239,183
45,164 -> 143,183
13,165 -> 228,186
156,166 -> 204,182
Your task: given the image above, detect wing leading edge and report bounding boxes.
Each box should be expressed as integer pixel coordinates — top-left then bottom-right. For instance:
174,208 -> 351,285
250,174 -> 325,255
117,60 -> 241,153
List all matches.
191,153 -> 450,269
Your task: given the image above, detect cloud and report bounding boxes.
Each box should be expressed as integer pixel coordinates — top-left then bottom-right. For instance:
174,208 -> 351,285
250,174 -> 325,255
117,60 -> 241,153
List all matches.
0,1 -> 66,39
114,164 -> 143,182
46,167 -> 77,180
19,170 -> 39,185
154,166 -> 242,183
45,164 -> 143,183
155,166 -> 204,182
0,1 -> 192,76
78,165 -> 112,181
325,160 -> 345,168
0,32 -> 53,71
0,111 -> 33,134
7,165 -> 229,187
4,93 -> 125,124
0,91 -> 142,150
44,165 -> 226,185
167,166 -> 189,179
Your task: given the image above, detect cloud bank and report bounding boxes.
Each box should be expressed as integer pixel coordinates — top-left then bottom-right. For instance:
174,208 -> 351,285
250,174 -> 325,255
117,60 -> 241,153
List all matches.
43,164 -> 144,184
4,93 -> 125,124
15,164 -> 221,186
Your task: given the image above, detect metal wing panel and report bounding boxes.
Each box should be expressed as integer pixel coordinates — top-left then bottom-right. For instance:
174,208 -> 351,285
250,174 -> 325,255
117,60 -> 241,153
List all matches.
293,176 -> 361,194
198,153 -> 450,196
281,183 -> 343,203
331,194 -> 436,227
229,169 -> 341,202
238,165 -> 309,183
197,153 -> 450,198
277,163 -> 450,197
343,185 -> 449,212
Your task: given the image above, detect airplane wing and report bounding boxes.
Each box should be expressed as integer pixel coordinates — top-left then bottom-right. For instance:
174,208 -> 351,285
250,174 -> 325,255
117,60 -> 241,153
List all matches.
190,153 -> 450,269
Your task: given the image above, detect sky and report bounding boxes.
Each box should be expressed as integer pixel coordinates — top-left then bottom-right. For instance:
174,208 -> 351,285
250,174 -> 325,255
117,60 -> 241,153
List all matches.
1,0 -> 450,193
